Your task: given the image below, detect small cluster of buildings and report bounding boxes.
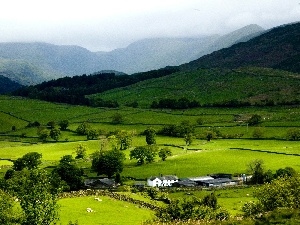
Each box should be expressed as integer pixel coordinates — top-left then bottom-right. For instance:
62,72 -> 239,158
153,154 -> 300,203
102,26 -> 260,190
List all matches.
85,174 -> 243,189
147,174 -> 240,188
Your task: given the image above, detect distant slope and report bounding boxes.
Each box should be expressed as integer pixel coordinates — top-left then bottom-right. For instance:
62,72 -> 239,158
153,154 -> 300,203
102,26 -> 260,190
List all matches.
13,67 -> 179,106
0,43 -> 100,85
181,22 -> 300,73
194,24 -> 264,59
0,24 -> 264,84
100,24 -> 264,74
0,74 -> 23,94
89,67 -> 300,108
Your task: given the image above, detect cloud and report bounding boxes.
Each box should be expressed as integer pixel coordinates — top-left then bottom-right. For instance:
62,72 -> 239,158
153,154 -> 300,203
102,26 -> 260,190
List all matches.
0,0 -> 299,51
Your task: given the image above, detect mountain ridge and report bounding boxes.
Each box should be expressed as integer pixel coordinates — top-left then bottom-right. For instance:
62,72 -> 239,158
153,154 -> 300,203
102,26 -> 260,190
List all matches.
0,24 -> 264,85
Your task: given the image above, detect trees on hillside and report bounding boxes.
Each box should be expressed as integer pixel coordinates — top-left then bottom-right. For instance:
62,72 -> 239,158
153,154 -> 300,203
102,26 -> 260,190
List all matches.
243,176 -> 300,217
50,126 -> 61,142
13,152 -> 42,171
130,146 -> 158,165
158,147 -> 172,161
144,127 -> 156,145
91,149 -> 125,178
3,169 -> 60,225
52,155 -> 84,191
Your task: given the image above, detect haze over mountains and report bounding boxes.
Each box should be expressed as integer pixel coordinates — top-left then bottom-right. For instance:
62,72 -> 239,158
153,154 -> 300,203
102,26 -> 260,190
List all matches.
0,24 -> 263,86
13,21 -> 300,108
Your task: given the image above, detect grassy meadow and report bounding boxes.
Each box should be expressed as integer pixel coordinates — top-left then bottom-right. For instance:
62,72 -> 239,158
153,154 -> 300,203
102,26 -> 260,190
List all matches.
0,95 -> 300,224
58,196 -> 154,225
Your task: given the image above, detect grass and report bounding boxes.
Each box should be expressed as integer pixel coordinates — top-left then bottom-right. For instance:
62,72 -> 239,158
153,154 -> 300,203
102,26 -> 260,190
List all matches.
167,186 -> 257,215
1,95 -> 300,224
88,67 -> 300,108
58,196 -> 154,225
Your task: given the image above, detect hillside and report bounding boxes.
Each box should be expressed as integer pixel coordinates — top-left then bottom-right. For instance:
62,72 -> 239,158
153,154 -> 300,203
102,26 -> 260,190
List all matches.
0,74 -> 23,94
88,67 -> 300,108
0,24 -> 263,84
181,22 -> 300,73
13,67 -> 179,106
98,24 -> 263,74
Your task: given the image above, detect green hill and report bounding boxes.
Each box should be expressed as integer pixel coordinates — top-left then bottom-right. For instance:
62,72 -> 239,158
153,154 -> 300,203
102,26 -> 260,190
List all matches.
88,67 -> 300,108
181,22 -> 300,73
0,74 -> 23,94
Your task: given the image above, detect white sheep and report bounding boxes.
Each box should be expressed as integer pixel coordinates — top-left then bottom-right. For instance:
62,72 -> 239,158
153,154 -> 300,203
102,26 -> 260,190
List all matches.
86,208 -> 94,212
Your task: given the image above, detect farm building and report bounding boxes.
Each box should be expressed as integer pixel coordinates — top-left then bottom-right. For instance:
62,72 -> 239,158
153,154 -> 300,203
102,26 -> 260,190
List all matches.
172,178 -> 197,187
84,178 -> 116,189
147,175 -> 178,187
199,178 -> 238,187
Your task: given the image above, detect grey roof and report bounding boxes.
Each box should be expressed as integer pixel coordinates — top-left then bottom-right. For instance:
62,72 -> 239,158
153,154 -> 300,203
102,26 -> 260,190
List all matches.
188,176 -> 214,181
201,178 -> 231,184
148,175 -> 178,181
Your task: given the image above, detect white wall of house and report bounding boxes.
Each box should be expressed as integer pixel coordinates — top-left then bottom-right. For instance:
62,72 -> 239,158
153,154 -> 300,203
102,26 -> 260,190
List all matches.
147,176 -> 178,187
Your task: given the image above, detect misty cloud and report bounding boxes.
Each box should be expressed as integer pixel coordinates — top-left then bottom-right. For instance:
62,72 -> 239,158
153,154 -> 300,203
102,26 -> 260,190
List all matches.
0,0 -> 299,51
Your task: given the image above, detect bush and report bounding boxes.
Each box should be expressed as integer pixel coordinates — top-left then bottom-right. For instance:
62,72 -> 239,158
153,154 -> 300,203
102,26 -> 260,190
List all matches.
286,128 -> 300,141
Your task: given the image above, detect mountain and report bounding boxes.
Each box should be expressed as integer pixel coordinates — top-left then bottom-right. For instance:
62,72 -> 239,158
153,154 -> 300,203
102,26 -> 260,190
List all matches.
97,24 -> 264,74
0,24 -> 264,85
181,22 -> 300,73
0,43 -> 100,85
194,24 -> 264,59
0,74 -> 23,94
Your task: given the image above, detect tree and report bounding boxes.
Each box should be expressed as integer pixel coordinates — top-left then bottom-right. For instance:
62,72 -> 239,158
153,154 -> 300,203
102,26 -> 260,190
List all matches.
47,121 -> 56,129
206,131 -> 215,142
115,130 -> 133,150
184,132 -> 194,146
286,128 -> 300,141
252,127 -> 264,139
247,114 -> 262,126
243,176 -> 300,217
196,117 -> 204,125
75,122 -> 91,135
13,152 -> 42,171
52,156 -> 84,191
111,113 -> 124,124
37,128 -> 50,142
5,169 -> 60,225
87,129 -> 98,140
0,189 -> 20,224
156,196 -> 229,222
91,149 -> 125,178
275,167 -> 297,178
20,169 -> 59,225
158,147 -> 172,161
50,126 -> 61,142
75,144 -> 88,159
130,146 -> 158,165
247,159 -> 266,184
59,120 -> 69,131
202,193 -> 218,209
144,127 -> 156,145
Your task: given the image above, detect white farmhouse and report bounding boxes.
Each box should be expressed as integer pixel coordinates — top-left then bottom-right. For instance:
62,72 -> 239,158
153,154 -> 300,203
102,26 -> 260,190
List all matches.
147,175 -> 178,187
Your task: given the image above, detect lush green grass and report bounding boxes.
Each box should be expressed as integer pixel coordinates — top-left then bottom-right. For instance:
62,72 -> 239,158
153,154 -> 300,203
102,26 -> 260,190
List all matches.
122,139 -> 300,179
58,196 -> 154,225
167,186 -> 256,215
89,67 -> 300,108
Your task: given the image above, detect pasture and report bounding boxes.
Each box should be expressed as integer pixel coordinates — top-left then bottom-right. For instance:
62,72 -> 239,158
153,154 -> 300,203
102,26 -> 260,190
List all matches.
0,95 -> 300,224
58,196 -> 154,225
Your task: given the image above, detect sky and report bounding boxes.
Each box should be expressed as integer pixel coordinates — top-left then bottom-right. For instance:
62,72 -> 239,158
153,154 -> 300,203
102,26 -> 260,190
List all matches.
0,0 -> 299,52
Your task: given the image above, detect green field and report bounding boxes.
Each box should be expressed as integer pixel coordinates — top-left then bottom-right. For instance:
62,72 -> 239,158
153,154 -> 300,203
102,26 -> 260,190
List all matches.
58,196 -> 154,225
1,95 -> 300,224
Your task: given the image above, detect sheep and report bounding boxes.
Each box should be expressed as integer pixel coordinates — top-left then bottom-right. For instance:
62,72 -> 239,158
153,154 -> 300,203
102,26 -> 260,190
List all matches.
86,208 -> 94,212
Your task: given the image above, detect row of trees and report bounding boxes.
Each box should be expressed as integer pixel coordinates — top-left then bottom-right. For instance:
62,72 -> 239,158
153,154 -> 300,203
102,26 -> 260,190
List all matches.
14,67 -> 179,107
